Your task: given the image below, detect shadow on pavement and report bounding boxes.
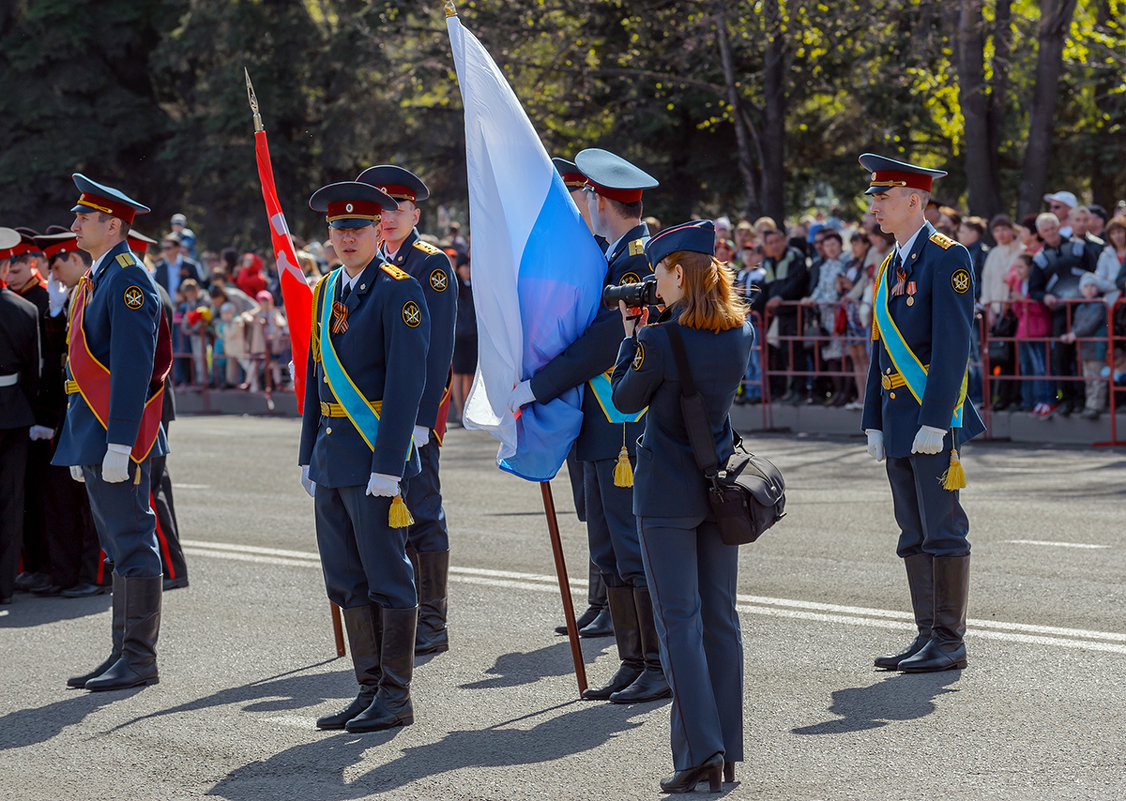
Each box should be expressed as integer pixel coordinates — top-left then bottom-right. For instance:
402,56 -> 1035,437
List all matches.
208,700 -> 648,800
459,640 -> 609,690
0,688 -> 142,751
0,592 -> 111,629
110,659 -> 352,731
791,671 -> 961,734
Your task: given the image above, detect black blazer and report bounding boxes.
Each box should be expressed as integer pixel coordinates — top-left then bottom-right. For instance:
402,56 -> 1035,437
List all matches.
611,316 -> 754,518
0,287 -> 41,430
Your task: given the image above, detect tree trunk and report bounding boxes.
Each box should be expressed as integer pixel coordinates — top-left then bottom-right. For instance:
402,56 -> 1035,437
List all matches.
714,3 -> 761,219
1089,0 -> 1121,209
1016,0 -> 1079,218
988,0 -> 1012,173
760,0 -> 787,226
955,0 -> 1003,219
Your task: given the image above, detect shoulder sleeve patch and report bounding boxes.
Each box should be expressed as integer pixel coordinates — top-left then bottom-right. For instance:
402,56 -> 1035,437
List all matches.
123,285 -> 145,309
428,268 -> 450,292
628,239 -> 645,256
631,343 -> 645,371
380,263 -> 411,281
929,232 -> 955,250
413,240 -> 441,256
401,299 -> 423,328
116,253 -> 137,268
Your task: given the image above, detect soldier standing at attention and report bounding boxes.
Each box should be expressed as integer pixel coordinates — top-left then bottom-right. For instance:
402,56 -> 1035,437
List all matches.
357,165 -> 457,656
54,175 -> 172,692
859,154 -> 985,674
299,181 -> 429,733
509,148 -> 670,704
0,227 -> 41,606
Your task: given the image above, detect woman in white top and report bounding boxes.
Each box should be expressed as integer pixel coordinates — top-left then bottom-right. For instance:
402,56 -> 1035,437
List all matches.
979,215 -> 1024,326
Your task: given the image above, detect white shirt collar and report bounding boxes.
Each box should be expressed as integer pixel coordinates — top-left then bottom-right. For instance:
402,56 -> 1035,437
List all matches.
897,223 -> 927,263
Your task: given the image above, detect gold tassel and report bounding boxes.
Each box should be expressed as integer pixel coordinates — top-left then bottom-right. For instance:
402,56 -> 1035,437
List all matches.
613,445 -> 634,488
940,449 -> 966,491
388,493 -> 415,528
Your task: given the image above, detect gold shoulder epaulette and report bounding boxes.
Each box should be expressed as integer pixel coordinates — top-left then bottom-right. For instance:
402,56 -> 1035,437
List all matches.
628,239 -> 645,257
413,240 -> 441,256
381,263 -> 411,280
116,253 -> 137,268
929,232 -> 955,250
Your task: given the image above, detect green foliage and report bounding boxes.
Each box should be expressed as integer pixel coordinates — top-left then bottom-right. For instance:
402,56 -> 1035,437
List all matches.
0,0 -> 1121,249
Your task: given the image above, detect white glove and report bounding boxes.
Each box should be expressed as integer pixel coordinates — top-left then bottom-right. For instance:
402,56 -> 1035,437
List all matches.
865,429 -> 885,462
101,444 -> 132,483
70,465 -> 85,483
365,472 -> 400,497
507,380 -> 536,414
300,465 -> 316,498
911,425 -> 947,455
47,275 -> 70,316
287,360 -> 296,386
412,425 -> 430,448
28,425 -> 54,441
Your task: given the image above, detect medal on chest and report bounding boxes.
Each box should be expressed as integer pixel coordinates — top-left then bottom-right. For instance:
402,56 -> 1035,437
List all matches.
906,280 -> 917,306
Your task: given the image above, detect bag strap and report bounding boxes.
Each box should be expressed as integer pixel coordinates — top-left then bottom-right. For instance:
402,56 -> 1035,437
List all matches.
663,324 -> 721,476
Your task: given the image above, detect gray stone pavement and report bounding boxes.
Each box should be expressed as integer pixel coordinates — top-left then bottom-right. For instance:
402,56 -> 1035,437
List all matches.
1,417 -> 1123,800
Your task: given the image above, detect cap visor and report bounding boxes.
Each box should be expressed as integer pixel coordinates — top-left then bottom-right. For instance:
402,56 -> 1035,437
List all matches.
328,218 -> 376,229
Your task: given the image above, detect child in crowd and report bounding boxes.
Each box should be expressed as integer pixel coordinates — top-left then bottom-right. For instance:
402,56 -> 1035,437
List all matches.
1007,254 -> 1054,416
1059,273 -> 1108,420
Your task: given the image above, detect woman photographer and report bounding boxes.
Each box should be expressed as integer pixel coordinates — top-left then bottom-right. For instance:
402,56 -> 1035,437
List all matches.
610,220 -> 754,793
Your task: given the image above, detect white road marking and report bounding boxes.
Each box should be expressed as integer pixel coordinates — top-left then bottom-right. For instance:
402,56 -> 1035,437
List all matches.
182,540 -> 1126,655
172,484 -> 211,490
1006,539 -> 1109,550
260,714 -> 318,729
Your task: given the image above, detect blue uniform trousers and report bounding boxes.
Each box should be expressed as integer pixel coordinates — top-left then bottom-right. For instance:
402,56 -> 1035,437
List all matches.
886,451 -> 971,558
583,459 -> 644,587
638,515 -> 743,770
314,485 -> 416,610
81,459 -> 161,578
404,437 -> 448,554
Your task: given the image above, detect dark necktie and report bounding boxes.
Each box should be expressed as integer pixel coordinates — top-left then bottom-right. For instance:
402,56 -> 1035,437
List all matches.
891,252 -> 905,296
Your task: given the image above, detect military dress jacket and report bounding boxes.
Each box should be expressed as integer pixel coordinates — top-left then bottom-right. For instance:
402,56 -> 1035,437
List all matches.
611,316 -> 754,519
382,229 -> 456,431
52,240 -> 168,465
861,222 -> 985,459
298,258 -> 430,488
530,223 -> 652,462
0,287 -> 40,430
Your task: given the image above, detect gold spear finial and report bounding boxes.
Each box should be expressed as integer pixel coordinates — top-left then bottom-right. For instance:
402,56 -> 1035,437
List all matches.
445,1 -> 457,18
245,67 -> 264,133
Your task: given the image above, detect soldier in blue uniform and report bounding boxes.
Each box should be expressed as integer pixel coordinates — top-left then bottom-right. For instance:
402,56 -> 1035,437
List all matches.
299,181 -> 430,733
551,156 -> 612,639
53,175 -> 171,692
356,165 -> 457,656
509,148 -> 669,704
859,154 -> 985,674
611,219 -> 754,793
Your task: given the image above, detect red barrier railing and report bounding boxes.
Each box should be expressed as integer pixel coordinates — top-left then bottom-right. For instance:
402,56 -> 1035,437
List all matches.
753,296 -> 1123,446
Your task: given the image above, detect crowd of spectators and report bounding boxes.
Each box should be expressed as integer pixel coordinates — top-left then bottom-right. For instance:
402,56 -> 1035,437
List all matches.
694,193 -> 1126,421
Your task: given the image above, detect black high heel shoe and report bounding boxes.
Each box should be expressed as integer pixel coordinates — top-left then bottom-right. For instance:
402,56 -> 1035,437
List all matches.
723,762 -> 735,783
659,752 -> 723,793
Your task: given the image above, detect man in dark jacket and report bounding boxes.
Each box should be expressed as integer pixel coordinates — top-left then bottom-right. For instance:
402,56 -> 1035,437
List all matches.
760,228 -> 809,402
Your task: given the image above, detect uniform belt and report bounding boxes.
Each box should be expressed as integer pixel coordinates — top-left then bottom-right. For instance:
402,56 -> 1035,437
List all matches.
881,364 -> 930,392
0,373 -> 18,387
65,379 -> 80,394
320,399 -> 382,418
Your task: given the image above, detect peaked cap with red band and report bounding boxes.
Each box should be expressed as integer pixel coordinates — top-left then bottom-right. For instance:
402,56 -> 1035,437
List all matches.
575,147 -> 658,204
309,181 -> 398,229
356,165 -> 429,205
0,226 -> 20,261
858,153 -> 947,196
70,173 -> 150,224
126,231 -> 159,254
35,231 -> 81,259
552,157 -> 587,190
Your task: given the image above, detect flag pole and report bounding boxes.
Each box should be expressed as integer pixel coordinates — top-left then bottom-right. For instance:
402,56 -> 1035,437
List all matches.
540,480 -> 587,697
246,67 -> 341,657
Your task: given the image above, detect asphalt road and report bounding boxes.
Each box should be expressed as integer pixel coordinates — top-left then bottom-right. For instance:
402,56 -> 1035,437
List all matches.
2,416 -> 1124,801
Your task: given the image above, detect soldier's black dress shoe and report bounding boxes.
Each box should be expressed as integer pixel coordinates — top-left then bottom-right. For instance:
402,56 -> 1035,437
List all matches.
555,604 -> 601,635
579,606 -> 613,637
163,577 -> 189,591
659,752 -> 723,793
31,582 -> 63,596
61,583 -> 110,598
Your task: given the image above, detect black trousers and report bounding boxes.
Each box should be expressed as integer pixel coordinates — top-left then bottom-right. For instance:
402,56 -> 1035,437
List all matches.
0,428 -> 29,598
150,453 -> 187,582
43,463 -> 101,588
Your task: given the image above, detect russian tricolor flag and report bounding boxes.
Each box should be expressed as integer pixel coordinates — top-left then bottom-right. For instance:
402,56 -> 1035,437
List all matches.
447,8 -> 606,482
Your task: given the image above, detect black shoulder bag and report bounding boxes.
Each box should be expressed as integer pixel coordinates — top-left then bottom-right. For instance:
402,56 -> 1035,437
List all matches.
663,325 -> 786,545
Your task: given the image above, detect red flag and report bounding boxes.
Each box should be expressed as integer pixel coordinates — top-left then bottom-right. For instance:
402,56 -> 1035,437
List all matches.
253,130 -> 312,413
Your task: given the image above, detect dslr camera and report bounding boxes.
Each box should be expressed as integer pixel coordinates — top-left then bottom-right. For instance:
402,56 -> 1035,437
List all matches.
602,275 -> 658,310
